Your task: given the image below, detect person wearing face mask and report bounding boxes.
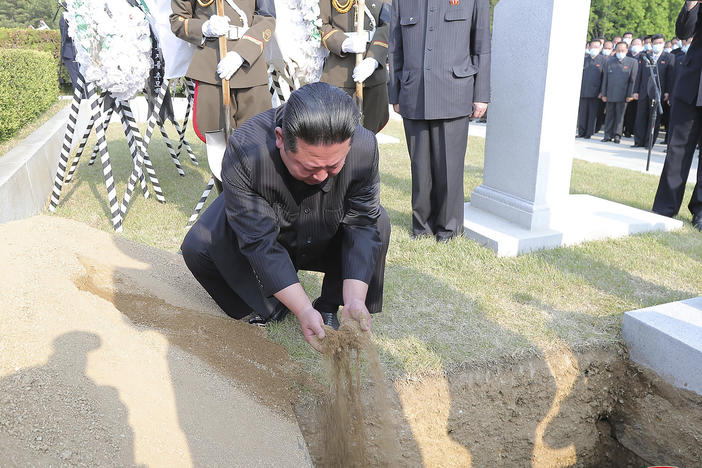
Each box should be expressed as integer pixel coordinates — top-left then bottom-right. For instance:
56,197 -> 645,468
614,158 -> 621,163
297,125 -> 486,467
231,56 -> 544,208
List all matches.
624,38 -> 644,137
643,35 -> 653,52
577,40 -> 606,139
623,32 -> 634,47
665,41 -> 673,54
632,34 -> 675,148
653,1 -> 702,232
601,42 -> 638,144
596,40 -> 615,133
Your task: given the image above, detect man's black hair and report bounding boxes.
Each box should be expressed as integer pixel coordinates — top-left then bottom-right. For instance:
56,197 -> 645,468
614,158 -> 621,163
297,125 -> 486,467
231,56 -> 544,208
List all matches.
623,31 -> 634,37
651,33 -> 665,42
281,82 -> 360,153
616,41 -> 629,50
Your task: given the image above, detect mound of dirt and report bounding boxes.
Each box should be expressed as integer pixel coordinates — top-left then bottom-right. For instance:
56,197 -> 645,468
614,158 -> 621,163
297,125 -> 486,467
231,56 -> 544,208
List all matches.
0,215 -> 312,467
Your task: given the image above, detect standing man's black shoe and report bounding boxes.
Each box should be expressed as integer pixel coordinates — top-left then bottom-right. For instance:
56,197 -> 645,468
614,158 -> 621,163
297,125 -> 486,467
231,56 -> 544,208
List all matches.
313,298 -> 340,330
583,136 -> 591,139
613,136 -> 621,144
602,137 -> 612,142
693,215 -> 702,232
631,143 -> 643,148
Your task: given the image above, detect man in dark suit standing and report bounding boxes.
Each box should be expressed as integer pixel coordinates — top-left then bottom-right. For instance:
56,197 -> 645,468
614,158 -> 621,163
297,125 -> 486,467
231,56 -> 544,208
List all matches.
624,38 -> 644,137
632,34 -> 675,148
653,1 -> 702,231
181,83 -> 391,345
601,42 -> 638,143
388,0 -> 491,241
577,40 -> 606,139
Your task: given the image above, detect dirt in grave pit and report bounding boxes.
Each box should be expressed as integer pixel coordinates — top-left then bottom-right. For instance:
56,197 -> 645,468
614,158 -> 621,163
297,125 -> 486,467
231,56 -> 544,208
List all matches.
296,346 -> 702,467
315,320 -> 402,467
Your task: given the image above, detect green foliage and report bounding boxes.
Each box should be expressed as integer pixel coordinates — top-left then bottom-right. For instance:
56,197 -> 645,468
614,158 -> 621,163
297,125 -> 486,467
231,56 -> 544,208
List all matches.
588,0 -> 680,40
0,48 -> 59,142
0,27 -> 61,59
0,0 -> 59,29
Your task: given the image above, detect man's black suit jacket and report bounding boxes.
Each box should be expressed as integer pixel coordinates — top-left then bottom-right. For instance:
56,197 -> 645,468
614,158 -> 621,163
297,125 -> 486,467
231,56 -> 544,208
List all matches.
634,51 -> 675,100
673,3 -> 702,105
209,106 -> 382,299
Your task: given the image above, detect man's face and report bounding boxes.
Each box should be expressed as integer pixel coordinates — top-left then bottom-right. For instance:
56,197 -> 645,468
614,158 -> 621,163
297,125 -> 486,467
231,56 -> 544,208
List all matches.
275,127 -> 350,185
624,33 -> 633,42
616,43 -> 628,56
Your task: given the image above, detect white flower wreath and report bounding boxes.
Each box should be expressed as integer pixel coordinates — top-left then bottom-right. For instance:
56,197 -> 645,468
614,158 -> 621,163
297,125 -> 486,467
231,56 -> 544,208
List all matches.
65,0 -> 153,101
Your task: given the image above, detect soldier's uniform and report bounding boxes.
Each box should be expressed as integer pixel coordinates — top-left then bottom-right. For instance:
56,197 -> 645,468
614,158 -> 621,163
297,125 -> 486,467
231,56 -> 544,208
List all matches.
319,0 -> 391,134
577,53 -> 606,138
601,55 -> 638,141
170,0 -> 275,141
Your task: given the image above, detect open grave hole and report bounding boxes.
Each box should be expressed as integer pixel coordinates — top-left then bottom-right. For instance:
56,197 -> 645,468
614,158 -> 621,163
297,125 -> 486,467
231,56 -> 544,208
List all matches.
72,256 -> 702,467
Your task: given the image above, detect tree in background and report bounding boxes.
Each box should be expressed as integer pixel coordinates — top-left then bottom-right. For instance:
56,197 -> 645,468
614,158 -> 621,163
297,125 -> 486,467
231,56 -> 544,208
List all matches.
588,0 -> 678,40
0,0 -> 59,30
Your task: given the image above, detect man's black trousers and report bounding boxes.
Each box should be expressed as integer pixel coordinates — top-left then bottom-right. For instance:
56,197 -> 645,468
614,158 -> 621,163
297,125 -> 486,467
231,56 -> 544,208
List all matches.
403,115 -> 469,240
604,102 -> 627,139
181,196 -> 391,320
577,97 -> 599,137
635,96 -> 662,146
653,97 -> 702,218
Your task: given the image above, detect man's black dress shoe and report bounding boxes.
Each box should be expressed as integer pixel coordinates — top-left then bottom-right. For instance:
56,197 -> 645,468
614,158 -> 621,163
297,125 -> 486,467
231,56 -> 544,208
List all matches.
248,302 -> 290,325
602,137 -> 612,142
313,298 -> 340,330
693,215 -> 702,232
631,143 -> 643,148
613,137 -> 621,144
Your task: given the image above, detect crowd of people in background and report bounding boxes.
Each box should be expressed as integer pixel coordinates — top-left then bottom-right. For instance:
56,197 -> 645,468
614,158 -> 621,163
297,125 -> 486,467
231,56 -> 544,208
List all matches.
578,32 -> 692,147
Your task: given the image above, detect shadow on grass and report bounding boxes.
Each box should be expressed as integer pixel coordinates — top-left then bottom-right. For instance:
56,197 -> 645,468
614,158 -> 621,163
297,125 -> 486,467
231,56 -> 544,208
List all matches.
534,247 -> 692,310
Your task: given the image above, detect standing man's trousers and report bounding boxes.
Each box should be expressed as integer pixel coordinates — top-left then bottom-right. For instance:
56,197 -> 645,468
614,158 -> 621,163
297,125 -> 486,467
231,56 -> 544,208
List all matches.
181,195 -> 391,320
653,97 -> 702,218
604,102 -> 627,139
635,96 -> 662,147
403,115 -> 469,240
577,97 -> 599,137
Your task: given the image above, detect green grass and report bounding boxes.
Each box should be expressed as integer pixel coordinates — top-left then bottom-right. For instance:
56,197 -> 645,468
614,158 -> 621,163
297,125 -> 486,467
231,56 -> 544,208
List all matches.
48,117 -> 702,380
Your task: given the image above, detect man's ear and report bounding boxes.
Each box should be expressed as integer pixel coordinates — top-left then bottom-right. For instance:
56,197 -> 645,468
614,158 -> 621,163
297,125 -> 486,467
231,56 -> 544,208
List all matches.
275,127 -> 284,150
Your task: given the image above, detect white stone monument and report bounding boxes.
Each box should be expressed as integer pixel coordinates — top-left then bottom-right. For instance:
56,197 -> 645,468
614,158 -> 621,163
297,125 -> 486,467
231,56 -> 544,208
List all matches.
463,0 -> 682,256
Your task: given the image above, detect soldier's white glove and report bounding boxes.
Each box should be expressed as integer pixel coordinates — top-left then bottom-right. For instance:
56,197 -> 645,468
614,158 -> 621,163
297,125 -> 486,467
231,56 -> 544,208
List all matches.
202,15 -> 230,38
341,33 -> 367,54
353,57 -> 379,83
217,52 -> 244,80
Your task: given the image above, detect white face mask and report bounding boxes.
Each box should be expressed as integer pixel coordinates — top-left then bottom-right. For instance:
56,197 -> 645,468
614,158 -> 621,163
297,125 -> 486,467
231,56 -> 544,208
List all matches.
602,49 -> 613,56
652,44 -> 664,54
588,48 -> 601,57
664,47 -> 672,54
616,52 -> 626,60
631,45 -> 643,54
623,38 -> 632,45
683,45 -> 690,53
644,43 -> 653,51
673,43 -> 681,50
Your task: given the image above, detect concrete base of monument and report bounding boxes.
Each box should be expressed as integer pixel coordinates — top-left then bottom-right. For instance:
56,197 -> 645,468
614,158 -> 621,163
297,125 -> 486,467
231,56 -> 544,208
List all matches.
463,194 -> 683,256
623,297 -> 702,396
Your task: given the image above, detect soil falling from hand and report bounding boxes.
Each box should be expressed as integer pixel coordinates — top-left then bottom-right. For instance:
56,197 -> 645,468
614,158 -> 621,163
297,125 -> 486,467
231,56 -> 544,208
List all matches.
318,319 -> 400,467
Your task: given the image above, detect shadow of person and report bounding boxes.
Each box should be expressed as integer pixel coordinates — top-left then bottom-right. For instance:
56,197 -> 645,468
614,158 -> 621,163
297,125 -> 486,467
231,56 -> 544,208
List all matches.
0,332 -> 142,467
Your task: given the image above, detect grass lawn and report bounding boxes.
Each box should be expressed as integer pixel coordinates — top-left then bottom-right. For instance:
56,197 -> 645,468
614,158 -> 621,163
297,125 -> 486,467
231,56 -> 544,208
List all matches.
48,116 -> 702,380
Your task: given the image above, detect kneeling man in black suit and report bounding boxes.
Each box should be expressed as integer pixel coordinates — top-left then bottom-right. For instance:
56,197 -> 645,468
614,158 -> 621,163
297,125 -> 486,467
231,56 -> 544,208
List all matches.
181,83 -> 390,350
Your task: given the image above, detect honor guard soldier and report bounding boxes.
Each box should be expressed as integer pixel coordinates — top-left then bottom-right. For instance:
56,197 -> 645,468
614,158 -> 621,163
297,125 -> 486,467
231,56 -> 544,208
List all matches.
170,0 -> 275,141
319,0 -> 392,134
601,42 -> 638,144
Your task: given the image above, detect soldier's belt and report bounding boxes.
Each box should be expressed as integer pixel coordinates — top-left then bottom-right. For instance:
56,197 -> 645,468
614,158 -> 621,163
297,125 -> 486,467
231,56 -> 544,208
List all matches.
227,26 -> 248,40
345,30 -> 375,43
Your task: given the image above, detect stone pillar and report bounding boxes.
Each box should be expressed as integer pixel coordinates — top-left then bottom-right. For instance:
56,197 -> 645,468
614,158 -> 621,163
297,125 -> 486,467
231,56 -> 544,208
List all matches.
463,0 -> 681,256
470,0 -> 590,230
